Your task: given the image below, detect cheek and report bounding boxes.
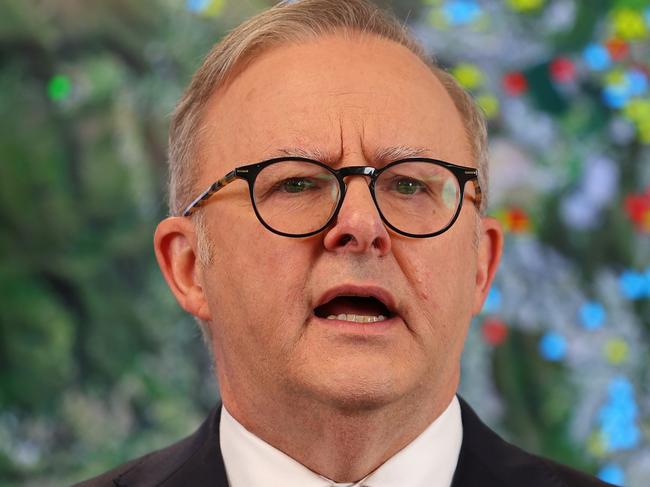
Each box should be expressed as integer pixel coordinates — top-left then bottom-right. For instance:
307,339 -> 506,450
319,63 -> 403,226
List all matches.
208,227 -> 314,332
397,232 -> 478,340
203,241 -> 315,378
403,238 -> 477,300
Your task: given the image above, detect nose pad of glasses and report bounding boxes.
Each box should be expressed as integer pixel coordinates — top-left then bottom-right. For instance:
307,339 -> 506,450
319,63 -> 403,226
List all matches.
338,177 -> 378,213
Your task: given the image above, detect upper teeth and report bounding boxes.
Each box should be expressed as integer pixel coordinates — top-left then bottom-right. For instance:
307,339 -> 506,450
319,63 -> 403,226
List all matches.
327,314 -> 387,323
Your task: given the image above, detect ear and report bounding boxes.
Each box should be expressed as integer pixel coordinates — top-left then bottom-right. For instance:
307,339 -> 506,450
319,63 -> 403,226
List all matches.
153,216 -> 211,321
472,216 -> 504,315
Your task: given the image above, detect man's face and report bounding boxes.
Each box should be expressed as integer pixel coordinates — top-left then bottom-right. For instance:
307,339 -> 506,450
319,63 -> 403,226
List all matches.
190,33 -> 497,411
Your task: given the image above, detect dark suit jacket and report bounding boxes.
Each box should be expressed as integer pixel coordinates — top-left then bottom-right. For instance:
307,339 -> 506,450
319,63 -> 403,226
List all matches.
75,397 -> 613,486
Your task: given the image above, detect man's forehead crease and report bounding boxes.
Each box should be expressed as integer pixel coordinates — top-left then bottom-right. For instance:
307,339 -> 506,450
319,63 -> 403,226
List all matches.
267,144 -> 434,166
207,129 -> 436,169
264,117 -> 433,165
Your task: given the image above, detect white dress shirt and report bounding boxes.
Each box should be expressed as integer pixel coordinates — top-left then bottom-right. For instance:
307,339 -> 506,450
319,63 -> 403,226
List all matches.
220,395 -> 463,487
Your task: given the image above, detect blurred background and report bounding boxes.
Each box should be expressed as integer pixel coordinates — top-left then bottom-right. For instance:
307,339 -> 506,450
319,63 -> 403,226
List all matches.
0,0 -> 649,485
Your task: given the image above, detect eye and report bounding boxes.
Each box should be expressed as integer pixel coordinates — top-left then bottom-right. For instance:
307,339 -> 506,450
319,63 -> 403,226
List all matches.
280,178 -> 317,193
393,178 -> 425,195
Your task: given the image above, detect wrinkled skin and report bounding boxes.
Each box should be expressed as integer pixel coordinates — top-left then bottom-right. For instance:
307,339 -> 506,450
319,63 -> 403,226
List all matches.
154,32 -> 503,482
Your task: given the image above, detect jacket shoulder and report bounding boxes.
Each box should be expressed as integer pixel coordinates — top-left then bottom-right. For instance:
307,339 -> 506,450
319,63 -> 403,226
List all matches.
73,451 -> 157,487
455,397 -> 615,487
542,457 -> 616,487
72,406 -> 222,487
73,430 -> 200,487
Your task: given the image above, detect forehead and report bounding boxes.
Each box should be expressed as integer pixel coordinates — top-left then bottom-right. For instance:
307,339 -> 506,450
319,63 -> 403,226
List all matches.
197,33 -> 471,181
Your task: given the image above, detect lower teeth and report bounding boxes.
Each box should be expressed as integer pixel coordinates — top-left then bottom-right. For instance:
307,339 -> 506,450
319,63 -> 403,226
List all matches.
326,314 -> 387,323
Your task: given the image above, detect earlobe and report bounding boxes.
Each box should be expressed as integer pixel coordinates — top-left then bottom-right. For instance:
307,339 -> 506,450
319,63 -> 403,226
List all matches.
472,216 -> 504,315
153,217 -> 212,321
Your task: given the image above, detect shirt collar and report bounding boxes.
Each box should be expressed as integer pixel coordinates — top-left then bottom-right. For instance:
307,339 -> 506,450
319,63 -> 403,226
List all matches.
220,395 -> 463,487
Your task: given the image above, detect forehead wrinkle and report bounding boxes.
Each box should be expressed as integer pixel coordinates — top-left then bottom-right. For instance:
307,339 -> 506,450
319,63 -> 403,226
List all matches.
339,116 -> 345,166
267,144 -> 435,168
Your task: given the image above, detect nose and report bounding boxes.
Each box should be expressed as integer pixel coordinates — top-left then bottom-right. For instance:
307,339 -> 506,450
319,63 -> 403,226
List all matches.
322,176 -> 392,256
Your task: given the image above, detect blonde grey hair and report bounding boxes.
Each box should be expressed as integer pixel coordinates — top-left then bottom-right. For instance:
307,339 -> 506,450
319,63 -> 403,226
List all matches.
168,0 -> 489,219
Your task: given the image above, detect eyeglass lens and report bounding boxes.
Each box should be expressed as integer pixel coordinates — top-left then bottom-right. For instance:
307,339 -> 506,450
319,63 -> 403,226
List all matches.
252,159 -> 461,236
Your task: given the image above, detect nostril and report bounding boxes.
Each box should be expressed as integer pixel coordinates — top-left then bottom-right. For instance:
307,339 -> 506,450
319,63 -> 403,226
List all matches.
322,207 -> 392,255
339,234 -> 354,246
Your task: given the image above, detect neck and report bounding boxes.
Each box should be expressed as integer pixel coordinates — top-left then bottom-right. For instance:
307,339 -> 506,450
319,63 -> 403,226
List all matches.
220,376 -> 458,482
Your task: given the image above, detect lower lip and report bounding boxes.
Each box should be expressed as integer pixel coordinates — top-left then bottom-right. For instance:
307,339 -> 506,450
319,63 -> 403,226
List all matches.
311,314 -> 401,335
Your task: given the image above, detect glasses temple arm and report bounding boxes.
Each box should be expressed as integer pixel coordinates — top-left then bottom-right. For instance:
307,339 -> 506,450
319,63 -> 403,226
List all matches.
181,170 -> 238,216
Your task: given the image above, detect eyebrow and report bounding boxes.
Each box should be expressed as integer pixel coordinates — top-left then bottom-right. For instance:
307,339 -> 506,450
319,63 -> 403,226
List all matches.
273,146 -> 340,165
270,145 -> 432,166
372,145 -> 432,165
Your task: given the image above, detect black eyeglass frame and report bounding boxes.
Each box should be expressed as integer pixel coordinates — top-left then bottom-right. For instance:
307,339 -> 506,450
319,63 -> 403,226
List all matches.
181,156 -> 482,239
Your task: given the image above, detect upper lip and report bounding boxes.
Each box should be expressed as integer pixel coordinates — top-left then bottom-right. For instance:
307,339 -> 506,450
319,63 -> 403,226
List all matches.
314,284 -> 398,316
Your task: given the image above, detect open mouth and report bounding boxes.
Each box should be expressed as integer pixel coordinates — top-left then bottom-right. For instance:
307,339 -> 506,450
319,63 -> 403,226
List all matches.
313,295 -> 393,323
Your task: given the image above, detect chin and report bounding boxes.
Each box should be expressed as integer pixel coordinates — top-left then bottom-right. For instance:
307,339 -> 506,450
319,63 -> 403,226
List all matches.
323,389 -> 402,413
294,365 -> 411,413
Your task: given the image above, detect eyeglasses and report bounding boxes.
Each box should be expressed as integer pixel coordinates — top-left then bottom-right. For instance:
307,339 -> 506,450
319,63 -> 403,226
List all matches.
182,156 -> 482,238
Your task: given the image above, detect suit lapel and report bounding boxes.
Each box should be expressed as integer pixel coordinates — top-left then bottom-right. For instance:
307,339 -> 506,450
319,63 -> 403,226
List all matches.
452,396 -> 566,487
115,405 -> 229,487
